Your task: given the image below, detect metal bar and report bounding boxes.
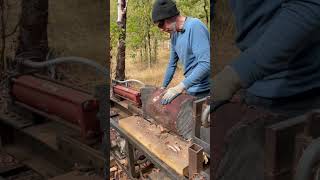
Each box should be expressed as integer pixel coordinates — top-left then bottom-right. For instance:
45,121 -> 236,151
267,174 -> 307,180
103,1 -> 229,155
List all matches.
295,137 -> 320,180
192,98 -> 206,138
94,84 -> 109,179
265,114 -> 308,180
127,104 -> 143,116
114,94 -> 140,107
110,118 -> 186,180
110,98 -> 133,116
14,101 -> 81,132
126,141 -> 138,178
193,137 -> 210,157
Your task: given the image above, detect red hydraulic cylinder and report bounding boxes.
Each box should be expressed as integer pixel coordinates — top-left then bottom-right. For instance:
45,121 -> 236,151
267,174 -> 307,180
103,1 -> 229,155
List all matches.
113,85 -> 141,106
10,75 -> 100,138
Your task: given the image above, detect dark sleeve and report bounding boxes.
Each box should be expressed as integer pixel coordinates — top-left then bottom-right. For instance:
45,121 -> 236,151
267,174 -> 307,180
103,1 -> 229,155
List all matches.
231,0 -> 320,87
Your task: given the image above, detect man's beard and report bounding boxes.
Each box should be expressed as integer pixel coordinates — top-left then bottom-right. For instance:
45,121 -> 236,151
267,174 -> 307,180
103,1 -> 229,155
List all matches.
170,22 -> 177,35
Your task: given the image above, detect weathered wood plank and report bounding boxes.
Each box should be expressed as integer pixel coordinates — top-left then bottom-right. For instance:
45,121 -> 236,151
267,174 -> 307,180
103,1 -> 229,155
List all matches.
119,116 -> 191,176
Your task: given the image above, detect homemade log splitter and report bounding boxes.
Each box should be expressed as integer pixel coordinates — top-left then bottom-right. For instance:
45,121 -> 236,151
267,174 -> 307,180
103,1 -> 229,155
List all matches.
110,83 -> 211,179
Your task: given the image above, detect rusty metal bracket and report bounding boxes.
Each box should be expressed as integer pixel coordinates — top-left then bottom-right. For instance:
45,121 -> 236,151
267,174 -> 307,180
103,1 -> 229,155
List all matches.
265,110 -> 320,180
192,97 -> 210,157
188,143 -> 204,177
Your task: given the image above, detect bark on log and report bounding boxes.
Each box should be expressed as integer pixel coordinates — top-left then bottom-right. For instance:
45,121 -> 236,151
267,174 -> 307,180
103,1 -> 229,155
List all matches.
141,87 -> 196,139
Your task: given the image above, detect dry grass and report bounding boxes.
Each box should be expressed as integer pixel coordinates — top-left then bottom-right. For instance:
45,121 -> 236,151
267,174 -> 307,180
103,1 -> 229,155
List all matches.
111,45 -> 184,88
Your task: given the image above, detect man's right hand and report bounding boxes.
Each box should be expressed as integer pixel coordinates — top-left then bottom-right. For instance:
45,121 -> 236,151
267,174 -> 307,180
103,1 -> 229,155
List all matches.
212,65 -> 242,102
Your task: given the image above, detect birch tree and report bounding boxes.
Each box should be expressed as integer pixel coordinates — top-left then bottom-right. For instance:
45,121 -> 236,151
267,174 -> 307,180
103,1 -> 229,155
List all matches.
115,0 -> 127,80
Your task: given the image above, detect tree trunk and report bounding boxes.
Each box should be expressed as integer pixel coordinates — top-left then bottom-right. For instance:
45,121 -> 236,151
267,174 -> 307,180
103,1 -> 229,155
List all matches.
153,38 -> 158,63
144,39 -> 147,62
115,0 -> 127,81
140,49 -> 143,62
203,0 -> 209,26
0,0 -> 5,71
147,31 -> 151,68
15,0 -> 48,63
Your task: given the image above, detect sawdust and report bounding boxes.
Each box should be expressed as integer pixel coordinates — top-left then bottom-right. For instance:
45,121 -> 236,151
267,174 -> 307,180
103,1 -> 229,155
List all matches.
132,116 -> 191,157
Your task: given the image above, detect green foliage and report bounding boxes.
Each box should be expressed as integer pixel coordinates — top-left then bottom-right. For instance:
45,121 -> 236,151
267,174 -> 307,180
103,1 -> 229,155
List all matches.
126,1 -> 153,47
177,0 -> 210,27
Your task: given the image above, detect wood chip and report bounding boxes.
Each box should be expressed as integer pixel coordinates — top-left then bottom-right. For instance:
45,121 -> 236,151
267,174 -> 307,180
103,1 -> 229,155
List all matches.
159,125 -> 168,133
110,166 -> 118,172
173,145 -> 181,152
204,153 -> 209,164
167,145 -> 178,153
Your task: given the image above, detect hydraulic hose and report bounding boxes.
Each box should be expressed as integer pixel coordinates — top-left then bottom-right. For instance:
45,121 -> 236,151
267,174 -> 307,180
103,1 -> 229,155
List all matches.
201,105 -> 210,128
295,137 -> 320,180
112,79 -> 145,87
20,56 -> 108,76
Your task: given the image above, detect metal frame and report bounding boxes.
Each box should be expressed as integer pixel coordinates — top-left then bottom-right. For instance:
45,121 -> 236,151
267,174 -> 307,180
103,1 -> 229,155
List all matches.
265,110 -> 320,180
192,97 -> 210,156
190,97 -> 210,178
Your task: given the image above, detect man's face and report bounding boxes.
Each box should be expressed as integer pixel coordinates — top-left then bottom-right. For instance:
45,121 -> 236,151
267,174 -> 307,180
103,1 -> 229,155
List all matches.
156,19 -> 176,33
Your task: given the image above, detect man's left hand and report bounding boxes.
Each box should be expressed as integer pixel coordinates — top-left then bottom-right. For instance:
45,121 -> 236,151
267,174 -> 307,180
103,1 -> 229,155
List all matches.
161,82 -> 185,105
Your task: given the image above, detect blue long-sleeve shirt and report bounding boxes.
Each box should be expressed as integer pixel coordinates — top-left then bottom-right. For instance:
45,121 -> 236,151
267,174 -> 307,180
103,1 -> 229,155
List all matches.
230,0 -> 320,98
162,17 -> 210,95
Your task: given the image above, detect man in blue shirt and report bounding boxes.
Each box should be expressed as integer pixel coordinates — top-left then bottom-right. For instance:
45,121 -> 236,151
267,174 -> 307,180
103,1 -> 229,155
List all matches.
213,0 -> 320,110
151,0 -> 210,105
211,1 -> 320,179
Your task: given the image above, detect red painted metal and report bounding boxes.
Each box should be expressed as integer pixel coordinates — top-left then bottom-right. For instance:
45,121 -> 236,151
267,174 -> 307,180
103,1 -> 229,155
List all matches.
11,75 -> 100,138
113,85 -> 141,106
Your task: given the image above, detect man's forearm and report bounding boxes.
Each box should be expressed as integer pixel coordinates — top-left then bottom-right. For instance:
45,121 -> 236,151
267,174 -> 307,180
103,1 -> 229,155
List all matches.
232,0 -> 320,87
162,65 -> 177,87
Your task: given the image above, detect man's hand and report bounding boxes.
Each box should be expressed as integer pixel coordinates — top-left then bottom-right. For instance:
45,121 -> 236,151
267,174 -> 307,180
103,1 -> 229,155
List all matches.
161,82 -> 185,105
213,65 -> 242,102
